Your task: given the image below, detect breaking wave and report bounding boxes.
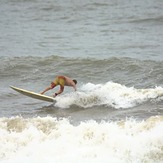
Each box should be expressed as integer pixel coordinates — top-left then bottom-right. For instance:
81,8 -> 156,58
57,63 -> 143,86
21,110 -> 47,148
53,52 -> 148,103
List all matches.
0,116 -> 163,163
55,82 -> 163,109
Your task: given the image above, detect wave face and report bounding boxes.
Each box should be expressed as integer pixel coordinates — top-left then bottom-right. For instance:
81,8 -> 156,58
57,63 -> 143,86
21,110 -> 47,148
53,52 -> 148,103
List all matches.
0,56 -> 163,87
0,56 -> 163,120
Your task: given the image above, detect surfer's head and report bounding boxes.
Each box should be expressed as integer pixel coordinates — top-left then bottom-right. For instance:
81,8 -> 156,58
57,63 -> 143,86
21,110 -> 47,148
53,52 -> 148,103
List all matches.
73,79 -> 77,85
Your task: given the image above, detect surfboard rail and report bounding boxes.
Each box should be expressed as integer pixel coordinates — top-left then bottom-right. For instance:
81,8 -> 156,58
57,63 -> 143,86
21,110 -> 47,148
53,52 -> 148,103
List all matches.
10,86 -> 55,103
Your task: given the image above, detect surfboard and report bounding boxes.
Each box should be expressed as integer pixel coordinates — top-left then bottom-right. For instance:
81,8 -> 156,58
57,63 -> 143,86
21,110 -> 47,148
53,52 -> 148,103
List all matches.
10,86 -> 55,103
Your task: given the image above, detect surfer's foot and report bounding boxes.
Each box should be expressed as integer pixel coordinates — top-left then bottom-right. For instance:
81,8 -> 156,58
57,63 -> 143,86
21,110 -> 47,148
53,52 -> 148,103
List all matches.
53,94 -> 57,98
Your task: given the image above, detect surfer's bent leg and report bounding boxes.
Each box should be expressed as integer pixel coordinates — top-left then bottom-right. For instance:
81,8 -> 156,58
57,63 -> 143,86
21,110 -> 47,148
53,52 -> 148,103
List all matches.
40,82 -> 56,94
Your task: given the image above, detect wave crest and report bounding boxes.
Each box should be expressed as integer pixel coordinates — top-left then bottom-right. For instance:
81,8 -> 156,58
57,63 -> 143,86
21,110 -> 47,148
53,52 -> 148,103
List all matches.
55,82 -> 163,109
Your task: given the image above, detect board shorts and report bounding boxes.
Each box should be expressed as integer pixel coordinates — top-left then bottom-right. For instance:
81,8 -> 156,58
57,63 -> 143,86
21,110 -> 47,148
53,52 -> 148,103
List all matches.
51,76 -> 65,88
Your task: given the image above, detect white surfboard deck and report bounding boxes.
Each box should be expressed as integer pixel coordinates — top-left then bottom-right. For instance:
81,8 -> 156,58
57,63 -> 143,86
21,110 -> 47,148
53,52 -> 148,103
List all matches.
10,86 -> 55,103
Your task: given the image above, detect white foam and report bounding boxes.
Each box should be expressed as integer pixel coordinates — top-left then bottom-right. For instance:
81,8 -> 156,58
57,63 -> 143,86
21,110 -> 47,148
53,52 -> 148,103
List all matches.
55,82 -> 163,109
0,116 -> 163,163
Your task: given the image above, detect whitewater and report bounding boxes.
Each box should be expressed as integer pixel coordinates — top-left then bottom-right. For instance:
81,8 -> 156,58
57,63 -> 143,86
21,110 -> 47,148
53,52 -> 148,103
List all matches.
55,82 -> 163,109
0,116 -> 163,163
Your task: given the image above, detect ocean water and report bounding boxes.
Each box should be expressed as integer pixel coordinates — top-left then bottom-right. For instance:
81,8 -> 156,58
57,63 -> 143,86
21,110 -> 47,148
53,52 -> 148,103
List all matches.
0,0 -> 163,162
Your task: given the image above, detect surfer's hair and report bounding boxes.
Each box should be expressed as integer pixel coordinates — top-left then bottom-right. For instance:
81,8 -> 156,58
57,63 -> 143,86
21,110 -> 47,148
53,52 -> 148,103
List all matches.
73,79 -> 77,85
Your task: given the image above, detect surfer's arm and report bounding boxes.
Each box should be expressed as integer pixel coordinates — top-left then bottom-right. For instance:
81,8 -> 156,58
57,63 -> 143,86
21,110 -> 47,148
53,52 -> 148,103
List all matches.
74,86 -> 77,91
72,84 -> 77,91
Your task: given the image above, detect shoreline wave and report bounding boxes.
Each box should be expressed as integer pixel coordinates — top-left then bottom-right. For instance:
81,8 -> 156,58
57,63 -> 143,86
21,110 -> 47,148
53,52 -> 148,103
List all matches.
0,115 -> 162,163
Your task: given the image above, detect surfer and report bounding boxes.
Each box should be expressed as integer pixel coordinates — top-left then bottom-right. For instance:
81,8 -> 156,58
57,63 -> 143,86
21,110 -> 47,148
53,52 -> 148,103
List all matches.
40,76 -> 77,97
